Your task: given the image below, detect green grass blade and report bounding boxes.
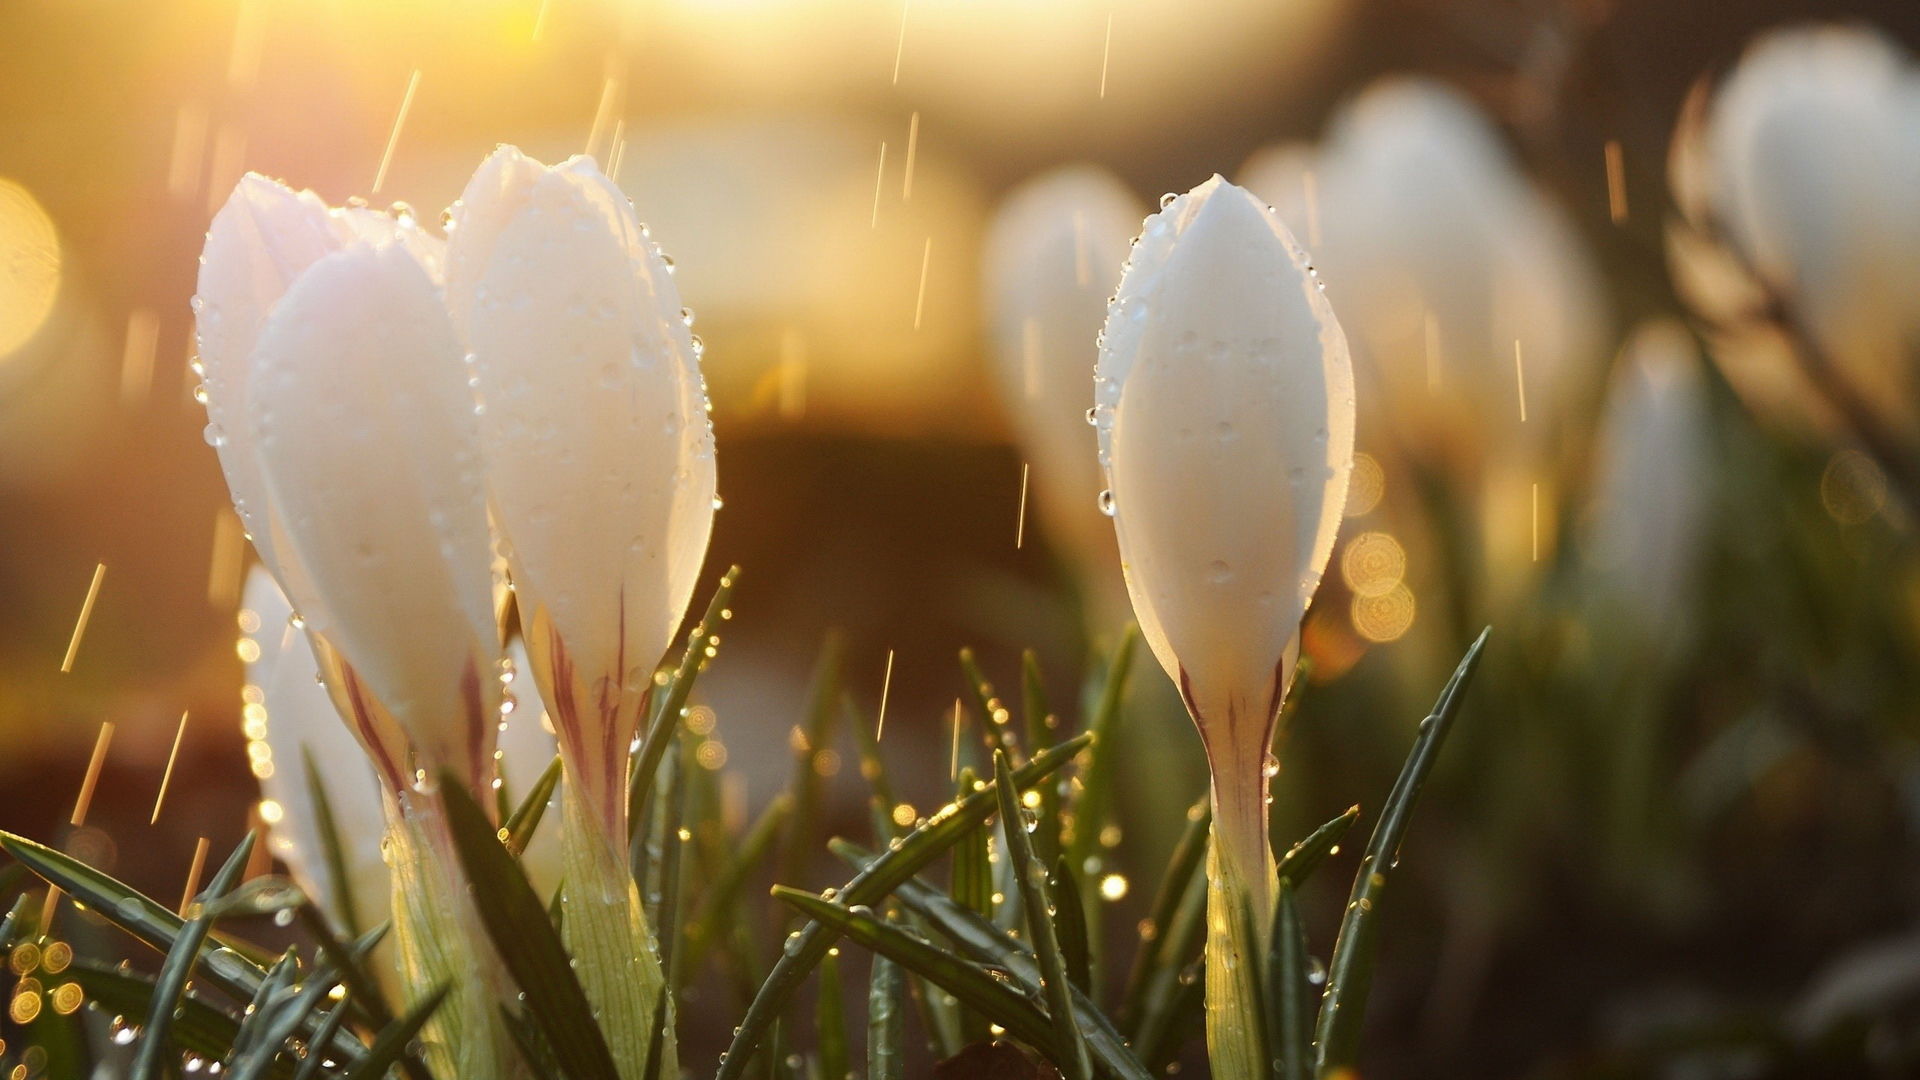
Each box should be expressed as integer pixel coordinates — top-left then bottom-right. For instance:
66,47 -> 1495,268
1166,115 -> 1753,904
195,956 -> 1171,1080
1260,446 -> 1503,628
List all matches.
779,634 -> 844,885
504,753 -> 563,857
1314,628 -> 1490,1076
958,648 -> 1019,762
293,908 -> 430,1080
715,733 -> 1093,1080
228,965 -> 342,1080
1117,794 -> 1209,1029
1268,882 -> 1311,1080
658,737 -> 692,988
291,999 -> 351,1080
630,567 -> 741,837
1129,871 -> 1208,1063
772,888 -> 1060,1057
131,832 -> 254,1080
835,842 -> 1153,1080
0,829 -> 268,1002
866,916 -> 905,1080
439,771 -> 622,1080
66,962 -> 274,1074
302,747 -> 362,940
340,984 -> 449,1080
816,947 -> 850,1080
1276,806 -> 1360,889
683,793 -> 793,976
1021,651 -> 1060,864
996,751 -> 1091,1080
642,982 -> 672,1080
1048,856 -> 1091,993
845,695 -> 903,843
1064,626 -> 1138,876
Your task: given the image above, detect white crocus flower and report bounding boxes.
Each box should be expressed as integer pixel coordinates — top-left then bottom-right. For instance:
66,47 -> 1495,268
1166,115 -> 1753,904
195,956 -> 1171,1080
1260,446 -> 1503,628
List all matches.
1683,25 -> 1920,434
1585,320 -> 1712,647
982,165 -> 1144,625
444,147 -> 713,1080
445,147 -> 715,843
1095,175 -> 1354,1079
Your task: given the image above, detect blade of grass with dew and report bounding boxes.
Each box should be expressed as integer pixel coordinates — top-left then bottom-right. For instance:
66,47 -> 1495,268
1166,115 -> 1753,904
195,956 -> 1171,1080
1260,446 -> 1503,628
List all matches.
438,771 -> 621,1080
817,947 -> 850,1080
846,696 -> 903,843
1064,625 -> 1138,880
778,634 -> 844,885
502,1005 -> 563,1078
302,747 -> 362,940
504,754 -> 563,857
642,982 -> 672,1080
0,893 -> 31,948
1314,628 -> 1490,1076
1267,881 -> 1312,1080
959,648 -> 1019,762
1129,867 -> 1207,1064
629,567 -> 741,835
657,735 -> 692,989
131,832 -> 254,1080
1022,651 -> 1060,864
291,1000 -> 351,1080
867,911 -> 905,1080
67,962 -> 267,1073
772,888 -> 1062,1057
835,842 -> 1153,1080
228,964 -> 344,1080
996,751 -> 1091,1080
293,909 -> 429,1080
948,765 -> 994,1047
1277,806 -> 1360,889
230,948 -> 299,1060
1118,794 -> 1209,1029
715,733 -> 1092,1080
340,985 -> 450,1080
683,793 -> 792,976
1049,856 -> 1091,993
0,830 -> 270,1001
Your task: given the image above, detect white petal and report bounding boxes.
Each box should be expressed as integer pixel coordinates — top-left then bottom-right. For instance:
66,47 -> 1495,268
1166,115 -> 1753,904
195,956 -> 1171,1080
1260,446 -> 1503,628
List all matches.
196,175 -> 349,580
981,165 -> 1142,607
1097,176 -> 1353,746
247,241 -> 501,790
244,567 -> 392,933
446,148 -> 715,825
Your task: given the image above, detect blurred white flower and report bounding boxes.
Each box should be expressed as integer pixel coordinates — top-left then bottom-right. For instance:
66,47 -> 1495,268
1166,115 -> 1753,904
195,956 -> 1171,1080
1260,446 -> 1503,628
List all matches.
1672,24 -> 1920,434
981,165 -> 1143,621
1096,174 -> 1353,1077
1242,78 -> 1608,469
445,147 -> 716,844
1584,320 -> 1712,645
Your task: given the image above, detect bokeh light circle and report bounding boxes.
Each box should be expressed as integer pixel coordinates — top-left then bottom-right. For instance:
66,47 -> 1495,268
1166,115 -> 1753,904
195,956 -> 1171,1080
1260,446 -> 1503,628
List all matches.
0,177 -> 60,359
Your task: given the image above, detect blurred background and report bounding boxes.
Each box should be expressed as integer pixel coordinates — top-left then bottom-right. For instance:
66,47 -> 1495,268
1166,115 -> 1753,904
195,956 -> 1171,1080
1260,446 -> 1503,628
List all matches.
4,0 -> 1920,1075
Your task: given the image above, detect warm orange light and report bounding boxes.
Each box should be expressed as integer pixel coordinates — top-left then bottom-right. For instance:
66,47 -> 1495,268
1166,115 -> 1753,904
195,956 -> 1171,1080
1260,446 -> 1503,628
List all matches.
0,177 -> 60,360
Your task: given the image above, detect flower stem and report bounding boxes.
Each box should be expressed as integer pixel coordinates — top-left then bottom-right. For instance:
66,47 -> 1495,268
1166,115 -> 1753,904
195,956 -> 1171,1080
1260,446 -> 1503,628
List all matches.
1204,769 -> 1276,1080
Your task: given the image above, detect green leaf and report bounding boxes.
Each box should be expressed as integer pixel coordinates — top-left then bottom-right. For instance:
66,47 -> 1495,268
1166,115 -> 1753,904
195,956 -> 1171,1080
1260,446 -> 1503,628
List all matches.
439,770 -> 622,1080
1276,806 -> 1360,890
504,753 -> 563,857
629,566 -> 741,837
228,964 -> 343,1080
66,962 -> 269,1075
1117,794 -> 1209,1032
1021,651 -> 1060,865
1128,867 -> 1207,1064
291,1000 -> 352,1080
958,648 -> 1018,762
682,793 -> 793,976
303,747 -> 362,940
1064,626 -> 1138,876
834,843 -> 1153,1080
779,634 -> 844,885
996,751 -> 1091,1080
715,733 -> 1093,1080
1048,857 -> 1091,994
1314,628 -> 1490,1075
772,888 -> 1060,1056
341,984 -> 449,1080
816,947 -> 850,1080
0,829 -> 268,1002
132,832 -> 255,1080
642,982 -> 672,1080
1267,882 -> 1311,1080
950,769 -> 992,921
657,735 -> 693,989
866,916 -> 905,1080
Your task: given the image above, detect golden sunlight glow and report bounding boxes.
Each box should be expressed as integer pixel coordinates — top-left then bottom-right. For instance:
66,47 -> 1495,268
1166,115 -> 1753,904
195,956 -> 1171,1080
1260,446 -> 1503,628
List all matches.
0,178 -> 59,361
1340,531 -> 1406,598
1351,583 -> 1416,643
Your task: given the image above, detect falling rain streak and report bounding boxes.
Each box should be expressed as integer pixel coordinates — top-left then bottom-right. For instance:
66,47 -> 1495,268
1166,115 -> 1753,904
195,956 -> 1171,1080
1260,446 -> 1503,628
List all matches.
914,237 -> 932,330
1514,339 -> 1528,422
208,510 -> 244,608
1099,12 -> 1113,99
151,711 -> 191,825
60,563 -> 105,673
178,837 -> 210,917
1016,463 -> 1031,549
876,649 -> 896,740
891,0 -> 911,84
902,112 -> 920,201
949,698 -> 962,780
371,69 -> 421,195
1605,140 -> 1629,225
870,141 -> 888,227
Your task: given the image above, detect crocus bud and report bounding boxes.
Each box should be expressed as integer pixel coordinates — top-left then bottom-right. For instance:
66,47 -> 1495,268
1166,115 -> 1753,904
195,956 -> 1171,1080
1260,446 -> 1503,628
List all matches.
1241,78 -> 1606,470
982,165 -> 1144,626
445,147 -> 716,843
1584,320 -> 1711,645
1095,175 -> 1353,1078
242,238 -> 502,794
1683,25 -> 1920,433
